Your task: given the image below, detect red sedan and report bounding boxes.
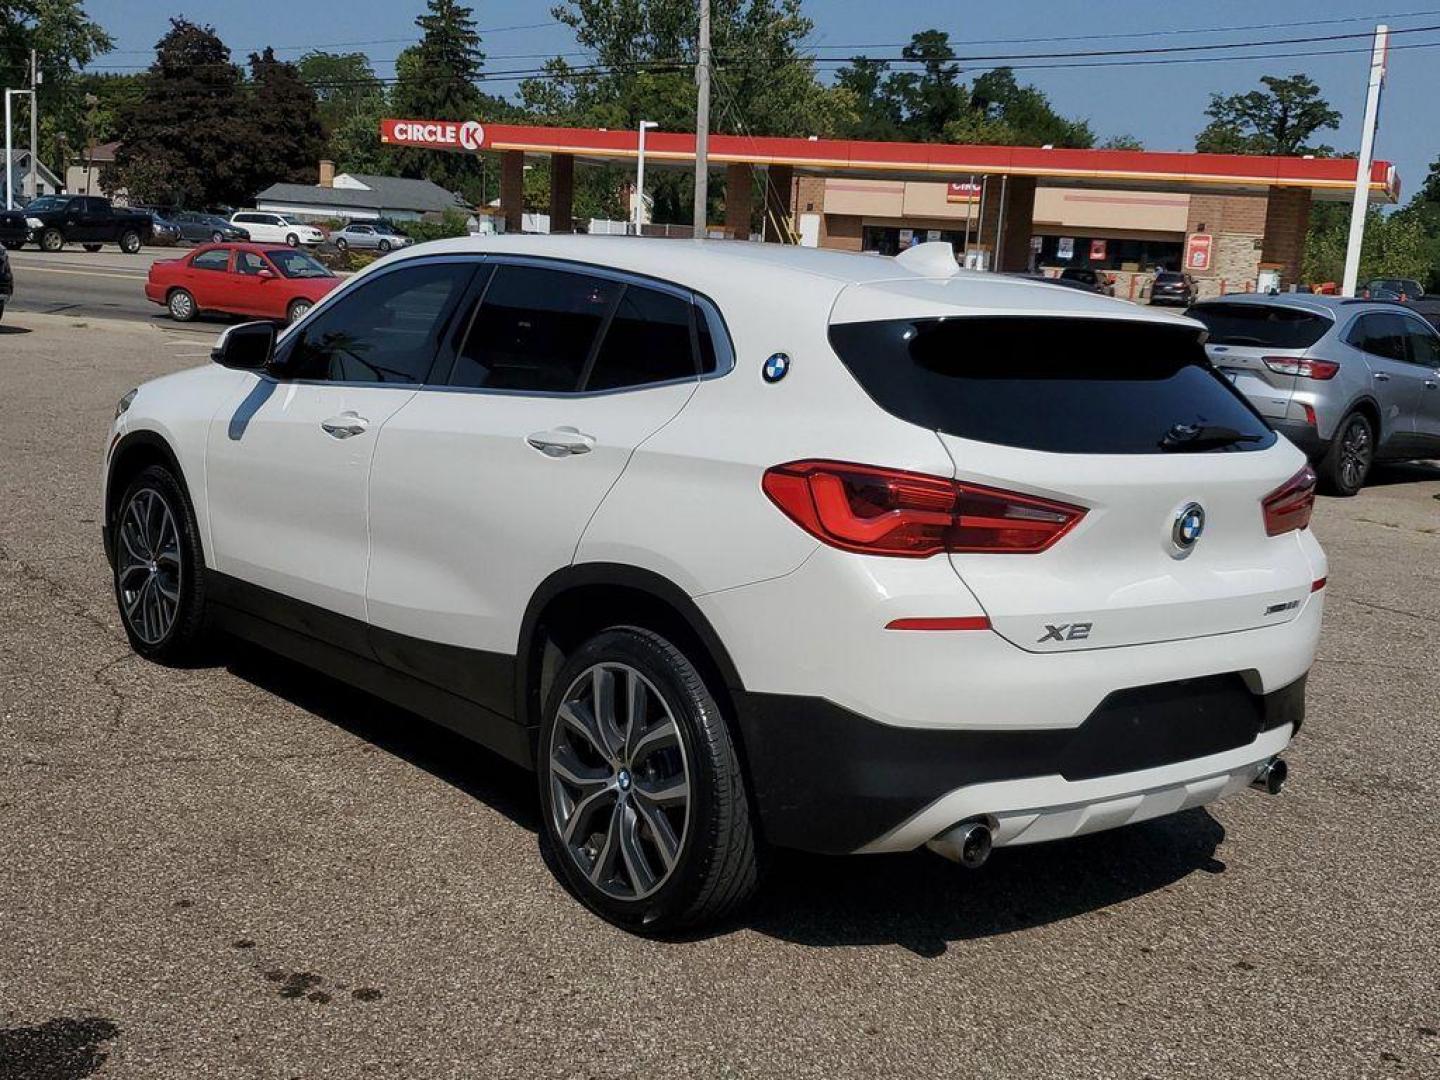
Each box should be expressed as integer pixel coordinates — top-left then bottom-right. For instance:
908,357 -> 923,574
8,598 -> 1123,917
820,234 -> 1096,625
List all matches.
145,243 -> 341,324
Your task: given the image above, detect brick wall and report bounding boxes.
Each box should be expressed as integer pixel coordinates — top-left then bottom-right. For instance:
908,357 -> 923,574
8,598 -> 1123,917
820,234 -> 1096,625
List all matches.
1260,186 -> 1312,288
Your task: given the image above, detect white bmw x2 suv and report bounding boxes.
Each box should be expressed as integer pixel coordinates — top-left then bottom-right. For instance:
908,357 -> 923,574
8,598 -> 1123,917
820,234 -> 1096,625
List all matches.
104,236 -> 1325,932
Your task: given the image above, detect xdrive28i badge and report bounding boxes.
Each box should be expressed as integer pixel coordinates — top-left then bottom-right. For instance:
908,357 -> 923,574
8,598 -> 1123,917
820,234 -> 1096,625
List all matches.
762,353 -> 791,383
1170,502 -> 1206,557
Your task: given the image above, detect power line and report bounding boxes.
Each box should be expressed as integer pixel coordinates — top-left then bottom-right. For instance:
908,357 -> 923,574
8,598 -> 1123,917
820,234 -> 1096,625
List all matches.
97,20 -> 562,56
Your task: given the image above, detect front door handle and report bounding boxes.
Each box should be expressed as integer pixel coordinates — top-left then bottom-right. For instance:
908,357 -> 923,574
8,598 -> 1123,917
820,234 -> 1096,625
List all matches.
321,412 -> 369,439
1373,372 -> 1390,382
526,426 -> 595,457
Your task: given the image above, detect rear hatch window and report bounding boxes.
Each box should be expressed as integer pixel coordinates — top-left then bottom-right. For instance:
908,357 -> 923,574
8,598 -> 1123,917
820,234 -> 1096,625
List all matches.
1187,302 -> 1331,349
828,316 -> 1275,455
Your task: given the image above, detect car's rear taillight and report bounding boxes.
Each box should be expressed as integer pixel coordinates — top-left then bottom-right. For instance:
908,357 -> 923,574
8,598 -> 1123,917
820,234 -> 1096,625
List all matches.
1262,464 -> 1318,536
1263,356 -> 1340,380
761,460 -> 1086,557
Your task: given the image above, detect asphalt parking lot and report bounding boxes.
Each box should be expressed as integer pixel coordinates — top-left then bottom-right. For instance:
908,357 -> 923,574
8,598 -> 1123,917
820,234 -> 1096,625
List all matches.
1,310 -> 1438,1080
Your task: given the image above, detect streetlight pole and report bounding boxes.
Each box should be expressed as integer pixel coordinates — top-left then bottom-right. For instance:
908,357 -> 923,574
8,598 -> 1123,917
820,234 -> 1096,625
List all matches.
1342,24 -> 1389,297
28,49 -> 38,203
692,0 -> 710,236
634,119 -> 658,233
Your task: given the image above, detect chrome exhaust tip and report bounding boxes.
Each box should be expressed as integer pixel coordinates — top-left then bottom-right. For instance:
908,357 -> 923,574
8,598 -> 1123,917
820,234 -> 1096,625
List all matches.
1250,756 -> 1288,795
926,820 -> 993,869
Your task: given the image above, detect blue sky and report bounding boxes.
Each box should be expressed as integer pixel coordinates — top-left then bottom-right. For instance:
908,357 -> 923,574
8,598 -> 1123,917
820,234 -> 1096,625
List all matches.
82,0 -> 1438,200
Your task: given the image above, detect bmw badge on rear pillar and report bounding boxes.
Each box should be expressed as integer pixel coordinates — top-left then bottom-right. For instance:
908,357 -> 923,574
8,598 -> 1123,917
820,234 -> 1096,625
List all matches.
101,233 -> 1325,934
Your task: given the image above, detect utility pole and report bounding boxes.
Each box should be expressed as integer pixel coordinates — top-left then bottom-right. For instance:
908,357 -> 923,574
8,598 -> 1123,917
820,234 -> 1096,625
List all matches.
692,0 -> 710,237
1342,24 -> 1389,297
28,49 -> 39,201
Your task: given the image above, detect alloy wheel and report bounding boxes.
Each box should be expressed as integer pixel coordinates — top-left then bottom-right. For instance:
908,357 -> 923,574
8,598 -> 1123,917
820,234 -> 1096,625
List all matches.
168,291 -> 194,321
1339,417 -> 1372,491
547,662 -> 692,902
116,487 -> 182,645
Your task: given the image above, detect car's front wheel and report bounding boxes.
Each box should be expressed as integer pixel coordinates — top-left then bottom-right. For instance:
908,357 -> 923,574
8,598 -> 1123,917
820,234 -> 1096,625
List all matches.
334,237 -> 348,253
538,627 -> 759,934
1319,410 -> 1374,496
211,230 -> 224,243
378,239 -> 391,253
286,233 -> 299,247
112,464 -> 208,663
287,298 -> 312,325
40,228 -> 64,252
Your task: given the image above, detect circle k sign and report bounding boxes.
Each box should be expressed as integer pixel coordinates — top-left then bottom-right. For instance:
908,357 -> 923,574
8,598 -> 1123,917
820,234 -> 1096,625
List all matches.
382,119 -> 487,152
458,121 -> 485,151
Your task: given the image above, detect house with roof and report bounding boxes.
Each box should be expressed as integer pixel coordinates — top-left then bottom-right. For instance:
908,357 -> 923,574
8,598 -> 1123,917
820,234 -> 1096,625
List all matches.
65,141 -> 122,199
4,149 -> 62,205
254,160 -> 470,223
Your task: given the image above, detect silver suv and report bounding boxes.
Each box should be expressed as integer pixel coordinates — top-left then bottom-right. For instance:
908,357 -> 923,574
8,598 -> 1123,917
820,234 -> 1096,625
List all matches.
1188,294 -> 1440,494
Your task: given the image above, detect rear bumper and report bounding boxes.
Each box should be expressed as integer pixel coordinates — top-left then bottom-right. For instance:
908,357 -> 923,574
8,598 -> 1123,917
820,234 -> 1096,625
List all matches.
732,674 -> 1303,854
1271,417 -> 1327,457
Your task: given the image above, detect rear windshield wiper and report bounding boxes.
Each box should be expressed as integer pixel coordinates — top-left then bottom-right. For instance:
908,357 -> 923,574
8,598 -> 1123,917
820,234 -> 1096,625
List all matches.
1158,423 -> 1265,452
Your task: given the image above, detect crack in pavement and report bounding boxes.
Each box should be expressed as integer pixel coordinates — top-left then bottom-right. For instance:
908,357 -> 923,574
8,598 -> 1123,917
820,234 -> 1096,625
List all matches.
1342,597 -> 1434,623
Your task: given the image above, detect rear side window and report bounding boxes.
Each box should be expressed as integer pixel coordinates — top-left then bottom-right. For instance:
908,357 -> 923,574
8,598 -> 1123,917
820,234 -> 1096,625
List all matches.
1346,312 -> 1410,361
587,285 -> 696,390
1188,303 -> 1331,349
452,265 -> 620,391
829,316 -> 1276,455
191,249 -> 230,271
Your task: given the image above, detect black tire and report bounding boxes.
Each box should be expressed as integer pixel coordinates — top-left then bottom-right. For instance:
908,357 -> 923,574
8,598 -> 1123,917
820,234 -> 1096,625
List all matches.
119,229 -> 141,254
167,288 -> 197,322
40,228 -> 64,252
112,464 -> 208,664
334,237 -> 348,253
82,243 -> 102,253
377,238 -> 391,253
538,627 -> 759,934
210,230 -> 223,243
287,298 -> 312,325
286,232 -> 299,247
1318,410 -> 1374,496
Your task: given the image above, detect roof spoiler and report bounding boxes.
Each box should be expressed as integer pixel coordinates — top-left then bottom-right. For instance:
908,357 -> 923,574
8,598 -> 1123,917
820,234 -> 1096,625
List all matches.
894,241 -> 959,278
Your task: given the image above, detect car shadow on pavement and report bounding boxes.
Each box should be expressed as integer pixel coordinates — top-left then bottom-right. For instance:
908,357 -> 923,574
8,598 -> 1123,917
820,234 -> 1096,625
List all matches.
221,640 -> 540,834
741,809 -> 1226,955
0,324 -> 33,335
214,638 -> 1224,953
1362,460 -> 1440,487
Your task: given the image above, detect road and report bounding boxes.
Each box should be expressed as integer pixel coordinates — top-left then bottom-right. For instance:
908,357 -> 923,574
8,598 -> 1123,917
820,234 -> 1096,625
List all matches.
1,309 -> 1438,1079
3,247 -> 176,324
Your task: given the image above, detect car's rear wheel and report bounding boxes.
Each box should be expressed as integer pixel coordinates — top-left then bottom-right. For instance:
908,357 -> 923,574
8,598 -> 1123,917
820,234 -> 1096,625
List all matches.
40,228 -> 64,252
82,243 -> 102,253
286,233 -> 299,247
538,627 -> 759,934
287,298 -> 312,325
113,464 -> 208,663
167,289 -> 196,322
119,230 -> 141,254
1320,410 -> 1374,496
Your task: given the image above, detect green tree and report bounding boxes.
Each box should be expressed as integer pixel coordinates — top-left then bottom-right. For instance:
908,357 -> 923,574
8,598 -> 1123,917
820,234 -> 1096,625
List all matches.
1302,202 -> 1430,286
297,50 -> 385,132
887,30 -> 967,141
961,67 -> 1093,148
104,18 -> 253,208
1195,74 -> 1340,156
244,47 -> 327,188
1100,133 -> 1144,151
834,57 -> 900,140
1,0 -> 114,175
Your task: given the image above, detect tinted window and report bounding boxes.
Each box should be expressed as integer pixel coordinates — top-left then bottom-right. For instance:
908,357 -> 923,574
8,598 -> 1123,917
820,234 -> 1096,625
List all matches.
451,265 -> 619,391
588,285 -> 697,390
1348,313 -> 1409,361
286,262 -> 474,383
192,249 -> 230,271
694,298 -> 729,375
1402,317 -> 1440,366
1155,272 -> 1184,284
1187,303 -> 1331,349
829,316 -> 1276,455
233,214 -> 256,224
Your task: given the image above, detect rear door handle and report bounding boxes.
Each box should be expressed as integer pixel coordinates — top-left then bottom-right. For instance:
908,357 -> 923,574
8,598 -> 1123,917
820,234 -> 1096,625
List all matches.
526,426 -> 595,457
1373,372 -> 1390,382
321,412 -> 369,439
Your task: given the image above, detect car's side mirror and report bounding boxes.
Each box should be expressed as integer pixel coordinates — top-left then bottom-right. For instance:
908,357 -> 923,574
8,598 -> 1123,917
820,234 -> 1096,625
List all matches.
211,320 -> 276,371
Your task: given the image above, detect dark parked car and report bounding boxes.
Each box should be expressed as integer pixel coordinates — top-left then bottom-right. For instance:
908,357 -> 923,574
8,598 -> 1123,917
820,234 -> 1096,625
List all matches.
0,207 -> 26,249
149,213 -> 183,247
0,243 -> 12,321
1362,277 -> 1425,301
20,195 -> 152,253
1150,271 -> 1198,307
171,210 -> 249,244
1057,266 -> 1115,296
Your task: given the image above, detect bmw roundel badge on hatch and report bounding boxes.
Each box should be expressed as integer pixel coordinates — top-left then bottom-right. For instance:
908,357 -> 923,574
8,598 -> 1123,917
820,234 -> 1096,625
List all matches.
762,353 -> 791,383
